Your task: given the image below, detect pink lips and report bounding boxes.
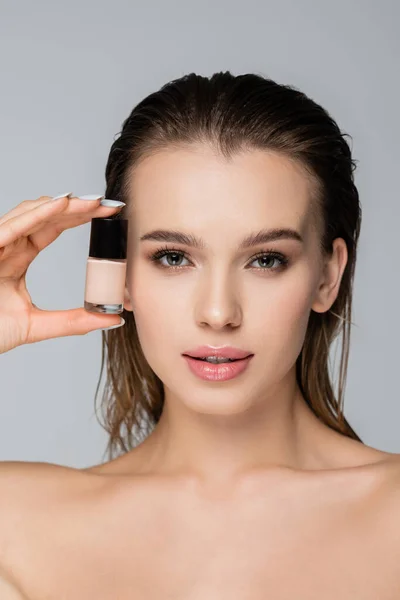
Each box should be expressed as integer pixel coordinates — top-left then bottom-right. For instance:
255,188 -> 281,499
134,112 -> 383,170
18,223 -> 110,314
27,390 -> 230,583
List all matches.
182,354 -> 253,382
182,345 -> 253,360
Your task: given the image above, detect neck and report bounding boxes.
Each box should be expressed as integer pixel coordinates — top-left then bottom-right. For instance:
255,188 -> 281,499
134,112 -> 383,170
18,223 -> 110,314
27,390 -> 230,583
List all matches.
134,368 -> 346,490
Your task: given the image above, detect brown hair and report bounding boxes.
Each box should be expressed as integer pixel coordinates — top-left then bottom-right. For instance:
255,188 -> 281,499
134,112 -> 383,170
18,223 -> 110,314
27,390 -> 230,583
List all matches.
94,71 -> 363,463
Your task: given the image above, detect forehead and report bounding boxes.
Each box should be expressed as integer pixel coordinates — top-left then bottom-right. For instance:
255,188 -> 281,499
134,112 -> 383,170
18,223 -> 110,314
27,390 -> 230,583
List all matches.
126,145 -> 315,235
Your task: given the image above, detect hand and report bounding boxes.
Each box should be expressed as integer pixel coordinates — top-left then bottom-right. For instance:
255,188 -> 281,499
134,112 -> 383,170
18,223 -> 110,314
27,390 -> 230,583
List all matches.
0,194 -> 125,354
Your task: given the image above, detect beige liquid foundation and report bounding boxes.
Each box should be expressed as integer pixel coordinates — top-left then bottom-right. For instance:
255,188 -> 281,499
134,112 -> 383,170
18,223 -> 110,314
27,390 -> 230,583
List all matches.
84,217 -> 128,314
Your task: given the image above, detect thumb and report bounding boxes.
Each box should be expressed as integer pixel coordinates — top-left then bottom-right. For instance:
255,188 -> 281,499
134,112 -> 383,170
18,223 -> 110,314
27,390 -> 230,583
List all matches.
27,307 -> 125,344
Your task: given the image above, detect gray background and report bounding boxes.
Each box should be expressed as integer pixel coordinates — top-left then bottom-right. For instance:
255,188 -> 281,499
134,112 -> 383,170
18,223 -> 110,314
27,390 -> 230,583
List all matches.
0,0 -> 398,468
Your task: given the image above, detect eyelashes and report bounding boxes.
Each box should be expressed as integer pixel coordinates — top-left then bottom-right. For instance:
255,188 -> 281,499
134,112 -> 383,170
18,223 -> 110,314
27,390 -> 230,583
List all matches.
148,245 -> 290,273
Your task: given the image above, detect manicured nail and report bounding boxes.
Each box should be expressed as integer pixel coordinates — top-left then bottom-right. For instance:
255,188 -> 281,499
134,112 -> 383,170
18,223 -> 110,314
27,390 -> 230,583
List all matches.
100,199 -> 126,207
77,195 -> 105,201
101,318 -> 125,331
52,192 -> 73,200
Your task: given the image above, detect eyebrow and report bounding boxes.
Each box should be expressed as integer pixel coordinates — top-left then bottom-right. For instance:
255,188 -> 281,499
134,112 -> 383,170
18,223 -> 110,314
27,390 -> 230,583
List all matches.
139,227 -> 304,250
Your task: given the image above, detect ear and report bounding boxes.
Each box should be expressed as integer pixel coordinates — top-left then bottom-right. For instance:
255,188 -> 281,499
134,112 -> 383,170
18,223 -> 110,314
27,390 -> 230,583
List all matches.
123,286 -> 133,312
311,238 -> 348,314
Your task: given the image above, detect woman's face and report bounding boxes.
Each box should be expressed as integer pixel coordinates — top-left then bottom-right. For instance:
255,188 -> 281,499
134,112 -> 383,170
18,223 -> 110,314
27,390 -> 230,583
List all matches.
123,145 -> 338,415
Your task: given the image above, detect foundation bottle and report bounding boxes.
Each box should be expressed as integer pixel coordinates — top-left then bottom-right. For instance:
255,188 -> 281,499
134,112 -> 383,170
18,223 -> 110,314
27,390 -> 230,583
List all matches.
84,217 -> 128,314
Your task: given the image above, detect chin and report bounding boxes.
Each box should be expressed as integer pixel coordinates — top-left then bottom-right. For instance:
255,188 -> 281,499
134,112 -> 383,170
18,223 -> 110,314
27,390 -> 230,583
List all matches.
182,393 -> 255,417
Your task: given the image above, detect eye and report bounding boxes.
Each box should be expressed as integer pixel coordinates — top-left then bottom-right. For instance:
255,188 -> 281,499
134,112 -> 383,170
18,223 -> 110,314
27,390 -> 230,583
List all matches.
249,250 -> 289,271
150,248 -> 191,269
148,246 -> 289,273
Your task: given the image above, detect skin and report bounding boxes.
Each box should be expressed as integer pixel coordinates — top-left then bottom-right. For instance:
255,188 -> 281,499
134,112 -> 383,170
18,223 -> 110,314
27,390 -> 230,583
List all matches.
102,142 -> 393,495
1,144 -> 399,598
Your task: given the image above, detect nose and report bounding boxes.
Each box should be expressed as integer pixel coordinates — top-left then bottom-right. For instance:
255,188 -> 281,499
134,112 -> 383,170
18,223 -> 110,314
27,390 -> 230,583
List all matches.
194,276 -> 242,330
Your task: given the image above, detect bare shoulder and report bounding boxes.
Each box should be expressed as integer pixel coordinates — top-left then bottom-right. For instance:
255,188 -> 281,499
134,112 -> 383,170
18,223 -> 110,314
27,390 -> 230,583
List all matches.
0,460 -> 90,513
0,460 -> 78,543
0,458 -> 104,526
378,452 -> 400,503
0,461 -> 99,596
367,453 -> 400,541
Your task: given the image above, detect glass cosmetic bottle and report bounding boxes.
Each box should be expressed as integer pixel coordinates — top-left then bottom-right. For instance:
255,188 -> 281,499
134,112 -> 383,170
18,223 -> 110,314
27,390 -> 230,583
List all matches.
84,217 -> 128,314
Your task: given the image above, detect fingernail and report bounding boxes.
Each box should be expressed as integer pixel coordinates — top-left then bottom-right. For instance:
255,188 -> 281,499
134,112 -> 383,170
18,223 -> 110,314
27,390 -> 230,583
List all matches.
78,195 -> 105,201
100,199 -> 126,207
101,317 -> 125,331
52,192 -> 73,200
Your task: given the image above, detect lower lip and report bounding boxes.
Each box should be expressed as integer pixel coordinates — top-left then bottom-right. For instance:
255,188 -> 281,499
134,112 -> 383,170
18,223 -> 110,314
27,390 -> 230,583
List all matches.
182,355 -> 253,381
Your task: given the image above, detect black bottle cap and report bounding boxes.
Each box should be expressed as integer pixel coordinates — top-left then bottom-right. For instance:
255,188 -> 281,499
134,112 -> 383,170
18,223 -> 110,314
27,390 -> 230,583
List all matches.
88,218 -> 128,259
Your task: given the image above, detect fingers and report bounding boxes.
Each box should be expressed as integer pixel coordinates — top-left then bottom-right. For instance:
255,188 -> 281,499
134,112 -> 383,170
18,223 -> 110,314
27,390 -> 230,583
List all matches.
0,195 -> 102,227
28,196 -> 125,253
0,195 -> 124,253
25,307 -> 125,345
0,196 -> 54,228
0,196 -> 70,248
27,195 -> 119,236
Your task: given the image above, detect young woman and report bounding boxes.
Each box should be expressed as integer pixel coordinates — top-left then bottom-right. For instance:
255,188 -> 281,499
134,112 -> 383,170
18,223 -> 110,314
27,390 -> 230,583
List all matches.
0,71 -> 399,599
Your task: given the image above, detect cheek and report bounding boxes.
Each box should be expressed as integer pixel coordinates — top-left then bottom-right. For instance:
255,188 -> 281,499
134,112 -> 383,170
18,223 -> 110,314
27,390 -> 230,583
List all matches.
249,267 -> 315,368
252,262 -> 314,320
270,289 -> 312,354
126,265 -> 185,364
127,260 -> 316,375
